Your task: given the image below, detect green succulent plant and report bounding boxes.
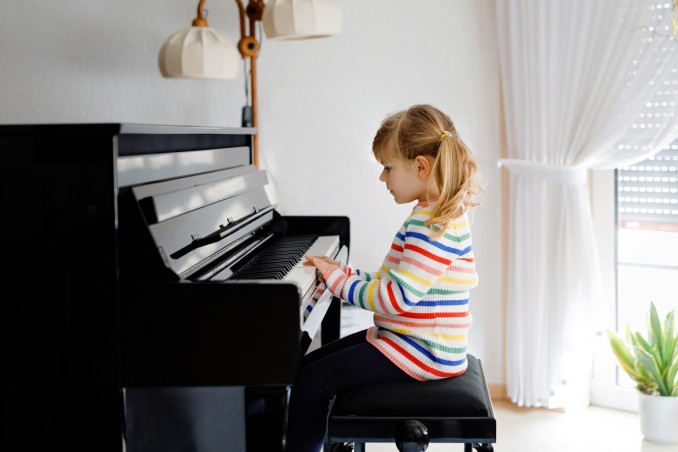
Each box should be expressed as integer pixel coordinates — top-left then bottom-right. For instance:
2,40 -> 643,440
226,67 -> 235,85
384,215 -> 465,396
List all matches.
607,302 -> 678,397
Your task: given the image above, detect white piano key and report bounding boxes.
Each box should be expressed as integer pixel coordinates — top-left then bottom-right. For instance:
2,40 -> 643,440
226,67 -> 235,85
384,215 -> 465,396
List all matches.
283,234 -> 340,298
294,235 -> 340,266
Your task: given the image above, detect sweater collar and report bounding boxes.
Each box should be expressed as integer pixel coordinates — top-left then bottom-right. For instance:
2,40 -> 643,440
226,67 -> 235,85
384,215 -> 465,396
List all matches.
415,198 -> 438,209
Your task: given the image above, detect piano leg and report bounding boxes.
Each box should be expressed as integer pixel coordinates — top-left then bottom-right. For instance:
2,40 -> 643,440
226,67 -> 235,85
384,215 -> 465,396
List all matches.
245,386 -> 289,452
245,331 -> 312,452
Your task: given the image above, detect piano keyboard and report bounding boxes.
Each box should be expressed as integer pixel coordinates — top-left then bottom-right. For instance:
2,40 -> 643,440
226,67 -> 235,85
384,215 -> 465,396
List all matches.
232,234 -> 320,280
224,234 -> 338,295
226,234 -> 343,340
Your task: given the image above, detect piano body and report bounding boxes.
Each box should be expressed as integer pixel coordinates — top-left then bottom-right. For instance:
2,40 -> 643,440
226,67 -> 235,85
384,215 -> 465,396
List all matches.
2,123 -> 350,452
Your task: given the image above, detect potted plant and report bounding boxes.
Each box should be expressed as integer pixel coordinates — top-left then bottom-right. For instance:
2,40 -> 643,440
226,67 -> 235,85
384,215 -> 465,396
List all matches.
607,301 -> 678,444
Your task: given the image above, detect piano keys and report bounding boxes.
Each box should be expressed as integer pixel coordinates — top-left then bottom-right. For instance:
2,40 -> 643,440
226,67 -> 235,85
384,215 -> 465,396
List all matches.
3,123 -> 350,452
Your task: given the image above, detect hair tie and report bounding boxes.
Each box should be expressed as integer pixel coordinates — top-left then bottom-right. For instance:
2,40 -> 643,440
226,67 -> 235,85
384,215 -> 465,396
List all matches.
441,130 -> 452,140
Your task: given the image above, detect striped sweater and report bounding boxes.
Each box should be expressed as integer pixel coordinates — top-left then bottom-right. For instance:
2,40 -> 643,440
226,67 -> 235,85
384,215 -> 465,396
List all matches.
321,199 -> 478,381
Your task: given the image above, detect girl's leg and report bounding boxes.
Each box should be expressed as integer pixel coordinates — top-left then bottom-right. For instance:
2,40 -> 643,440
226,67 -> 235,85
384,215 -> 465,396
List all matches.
285,330 -> 413,452
300,329 -> 368,367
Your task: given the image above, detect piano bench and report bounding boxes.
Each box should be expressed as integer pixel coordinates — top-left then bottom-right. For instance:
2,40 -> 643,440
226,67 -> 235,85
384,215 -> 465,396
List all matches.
323,354 -> 496,452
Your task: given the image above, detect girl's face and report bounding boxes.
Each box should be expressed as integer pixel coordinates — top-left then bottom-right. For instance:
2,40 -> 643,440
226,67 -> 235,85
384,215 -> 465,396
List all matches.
378,148 -> 436,204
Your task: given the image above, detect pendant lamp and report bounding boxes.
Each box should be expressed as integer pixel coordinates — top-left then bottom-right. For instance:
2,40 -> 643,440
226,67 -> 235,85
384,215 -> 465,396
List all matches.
263,0 -> 343,40
158,26 -> 240,80
158,0 -> 342,167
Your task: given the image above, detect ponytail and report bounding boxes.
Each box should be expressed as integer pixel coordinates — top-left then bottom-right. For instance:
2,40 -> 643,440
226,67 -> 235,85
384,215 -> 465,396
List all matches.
427,130 -> 482,237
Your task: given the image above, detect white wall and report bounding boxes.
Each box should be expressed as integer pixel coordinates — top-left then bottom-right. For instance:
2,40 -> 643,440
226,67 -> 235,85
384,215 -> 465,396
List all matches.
0,0 -> 504,385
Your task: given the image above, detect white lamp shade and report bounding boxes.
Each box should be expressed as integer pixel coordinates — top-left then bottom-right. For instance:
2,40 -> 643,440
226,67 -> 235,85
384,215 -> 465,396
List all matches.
158,26 -> 241,80
263,0 -> 342,41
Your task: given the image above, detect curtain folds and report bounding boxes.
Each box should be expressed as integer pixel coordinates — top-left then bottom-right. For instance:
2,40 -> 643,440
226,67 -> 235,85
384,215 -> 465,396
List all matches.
496,0 -> 678,407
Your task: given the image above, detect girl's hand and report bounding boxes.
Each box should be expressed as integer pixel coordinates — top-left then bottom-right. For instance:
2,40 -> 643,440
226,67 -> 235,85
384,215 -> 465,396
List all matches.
304,255 -> 338,274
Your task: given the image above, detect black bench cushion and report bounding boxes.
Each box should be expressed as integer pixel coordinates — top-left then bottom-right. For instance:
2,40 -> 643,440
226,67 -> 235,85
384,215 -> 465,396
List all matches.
330,354 -> 489,418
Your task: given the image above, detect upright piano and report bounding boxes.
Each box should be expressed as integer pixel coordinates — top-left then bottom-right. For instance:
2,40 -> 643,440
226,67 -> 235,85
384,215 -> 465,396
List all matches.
2,123 -> 350,452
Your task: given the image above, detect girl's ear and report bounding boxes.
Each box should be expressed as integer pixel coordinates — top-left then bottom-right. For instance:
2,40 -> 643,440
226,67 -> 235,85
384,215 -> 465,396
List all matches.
415,155 -> 433,179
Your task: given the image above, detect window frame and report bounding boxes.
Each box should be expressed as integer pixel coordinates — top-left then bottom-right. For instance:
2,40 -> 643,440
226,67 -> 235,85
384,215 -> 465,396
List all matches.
589,159 -> 678,411
589,169 -> 638,412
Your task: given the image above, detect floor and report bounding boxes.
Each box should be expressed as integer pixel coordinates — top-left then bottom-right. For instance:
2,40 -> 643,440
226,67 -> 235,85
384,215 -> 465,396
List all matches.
348,399 -> 678,452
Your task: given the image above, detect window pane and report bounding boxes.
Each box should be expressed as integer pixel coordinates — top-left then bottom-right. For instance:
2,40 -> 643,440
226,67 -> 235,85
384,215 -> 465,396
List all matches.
615,144 -> 678,389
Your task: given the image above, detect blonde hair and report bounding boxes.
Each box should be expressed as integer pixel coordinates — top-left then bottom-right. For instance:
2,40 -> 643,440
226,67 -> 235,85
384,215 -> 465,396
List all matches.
372,104 -> 484,235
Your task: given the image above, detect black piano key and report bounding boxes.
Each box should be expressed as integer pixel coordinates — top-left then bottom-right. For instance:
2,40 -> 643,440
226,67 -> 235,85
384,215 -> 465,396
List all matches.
231,234 -> 318,280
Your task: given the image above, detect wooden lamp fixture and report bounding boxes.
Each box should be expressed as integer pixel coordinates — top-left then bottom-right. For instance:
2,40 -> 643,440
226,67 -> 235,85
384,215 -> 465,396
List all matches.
158,0 -> 342,168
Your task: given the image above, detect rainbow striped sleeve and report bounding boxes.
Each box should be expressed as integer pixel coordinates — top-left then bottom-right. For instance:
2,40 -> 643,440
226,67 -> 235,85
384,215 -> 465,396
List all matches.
322,210 -> 460,315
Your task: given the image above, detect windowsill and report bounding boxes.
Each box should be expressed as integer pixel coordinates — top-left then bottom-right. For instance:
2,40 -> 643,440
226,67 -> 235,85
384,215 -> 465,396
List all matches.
590,380 -> 639,413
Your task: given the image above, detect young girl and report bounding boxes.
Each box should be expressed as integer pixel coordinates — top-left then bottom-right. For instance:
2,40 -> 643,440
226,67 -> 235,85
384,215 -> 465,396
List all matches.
285,104 -> 483,452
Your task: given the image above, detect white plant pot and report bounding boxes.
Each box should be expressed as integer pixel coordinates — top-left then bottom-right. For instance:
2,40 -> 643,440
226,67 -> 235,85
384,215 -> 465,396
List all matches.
638,393 -> 678,444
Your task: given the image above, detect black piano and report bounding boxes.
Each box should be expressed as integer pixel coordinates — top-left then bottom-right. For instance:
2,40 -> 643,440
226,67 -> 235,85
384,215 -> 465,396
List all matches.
2,123 -> 350,452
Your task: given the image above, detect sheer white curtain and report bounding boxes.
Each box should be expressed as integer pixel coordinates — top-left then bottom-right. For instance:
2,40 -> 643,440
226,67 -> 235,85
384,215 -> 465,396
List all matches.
495,0 -> 678,408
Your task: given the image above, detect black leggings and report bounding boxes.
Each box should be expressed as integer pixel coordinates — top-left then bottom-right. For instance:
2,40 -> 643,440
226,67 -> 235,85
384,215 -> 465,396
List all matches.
285,329 -> 414,452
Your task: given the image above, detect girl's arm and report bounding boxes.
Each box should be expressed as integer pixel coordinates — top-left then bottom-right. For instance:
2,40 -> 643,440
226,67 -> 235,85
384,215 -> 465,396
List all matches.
306,223 -> 467,314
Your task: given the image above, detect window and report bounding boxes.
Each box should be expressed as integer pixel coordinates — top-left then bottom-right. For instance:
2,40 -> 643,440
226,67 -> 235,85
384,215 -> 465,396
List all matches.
591,142 -> 678,412
616,146 -> 678,331
615,146 -> 678,385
